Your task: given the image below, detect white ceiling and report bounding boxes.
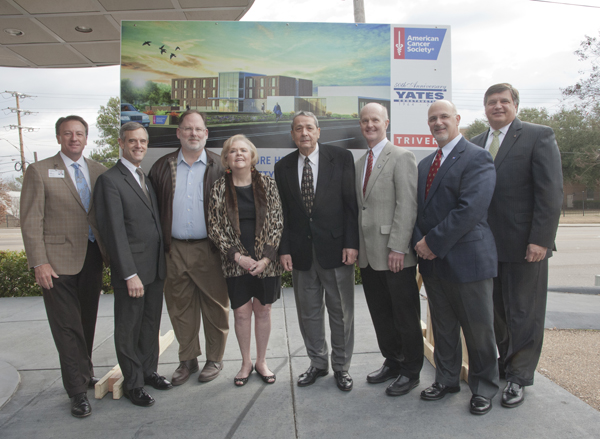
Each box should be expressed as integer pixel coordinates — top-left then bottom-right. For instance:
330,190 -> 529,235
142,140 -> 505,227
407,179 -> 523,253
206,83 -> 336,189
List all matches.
0,0 -> 255,68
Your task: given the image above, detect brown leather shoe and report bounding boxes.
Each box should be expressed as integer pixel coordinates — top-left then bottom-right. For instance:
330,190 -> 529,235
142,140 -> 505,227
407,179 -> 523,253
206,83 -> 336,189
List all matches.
197,361 -> 223,382
171,358 -> 199,386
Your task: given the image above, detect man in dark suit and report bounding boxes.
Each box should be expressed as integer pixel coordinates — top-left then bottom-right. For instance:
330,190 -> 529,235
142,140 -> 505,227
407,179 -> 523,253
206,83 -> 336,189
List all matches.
21,115 -> 106,418
94,122 -> 172,408
355,103 -> 423,396
274,111 -> 359,391
414,100 -> 499,415
470,83 -> 563,408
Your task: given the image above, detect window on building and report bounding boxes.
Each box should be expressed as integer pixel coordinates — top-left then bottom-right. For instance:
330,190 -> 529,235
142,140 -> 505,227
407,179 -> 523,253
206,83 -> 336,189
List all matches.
174,90 -> 178,98
192,90 -> 196,98
184,81 -> 187,89
174,80 -> 179,88
271,89 -> 276,96
184,90 -> 187,99
248,89 -> 253,99
212,79 -> 216,87
260,89 -> 264,98
248,78 -> 254,87
203,90 -> 206,99
271,78 -> 276,87
260,78 -> 265,87
203,79 -> 206,88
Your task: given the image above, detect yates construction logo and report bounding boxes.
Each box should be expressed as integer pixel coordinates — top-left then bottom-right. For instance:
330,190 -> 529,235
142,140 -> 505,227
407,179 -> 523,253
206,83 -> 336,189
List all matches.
394,27 -> 446,60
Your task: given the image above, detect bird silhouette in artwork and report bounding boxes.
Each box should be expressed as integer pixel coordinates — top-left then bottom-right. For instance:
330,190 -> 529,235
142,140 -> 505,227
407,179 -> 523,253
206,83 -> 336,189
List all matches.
175,46 -> 181,51
159,45 -> 165,50
143,41 -> 151,46
160,48 -> 167,54
170,53 -> 176,60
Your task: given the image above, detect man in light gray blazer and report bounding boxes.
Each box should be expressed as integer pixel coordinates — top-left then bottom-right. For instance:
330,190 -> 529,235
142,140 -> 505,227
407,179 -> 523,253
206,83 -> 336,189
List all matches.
470,83 -> 563,409
355,103 -> 423,397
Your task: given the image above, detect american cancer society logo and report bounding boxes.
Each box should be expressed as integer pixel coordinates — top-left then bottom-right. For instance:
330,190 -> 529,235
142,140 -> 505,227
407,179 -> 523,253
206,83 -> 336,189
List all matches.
394,27 -> 446,60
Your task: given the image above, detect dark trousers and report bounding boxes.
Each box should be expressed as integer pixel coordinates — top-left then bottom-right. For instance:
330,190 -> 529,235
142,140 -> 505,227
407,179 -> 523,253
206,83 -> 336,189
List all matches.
42,240 -> 103,398
424,274 -> 499,399
361,265 -> 423,379
114,278 -> 164,391
494,259 -> 548,386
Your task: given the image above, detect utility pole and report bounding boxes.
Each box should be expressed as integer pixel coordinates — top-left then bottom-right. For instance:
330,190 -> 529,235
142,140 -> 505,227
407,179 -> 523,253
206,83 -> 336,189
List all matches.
4,91 -> 36,175
354,0 -> 365,23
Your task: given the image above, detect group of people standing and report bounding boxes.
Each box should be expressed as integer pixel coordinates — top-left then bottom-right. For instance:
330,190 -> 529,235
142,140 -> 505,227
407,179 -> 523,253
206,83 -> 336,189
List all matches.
20,82 -> 562,419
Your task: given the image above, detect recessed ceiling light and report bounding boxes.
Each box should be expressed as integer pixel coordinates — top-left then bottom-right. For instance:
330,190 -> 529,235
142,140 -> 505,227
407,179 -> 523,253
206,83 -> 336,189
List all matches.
75,26 -> 93,33
4,29 -> 24,37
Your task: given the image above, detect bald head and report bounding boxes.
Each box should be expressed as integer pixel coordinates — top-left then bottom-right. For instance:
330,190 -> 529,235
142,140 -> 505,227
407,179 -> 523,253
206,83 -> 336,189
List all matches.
360,103 -> 390,147
427,100 -> 461,148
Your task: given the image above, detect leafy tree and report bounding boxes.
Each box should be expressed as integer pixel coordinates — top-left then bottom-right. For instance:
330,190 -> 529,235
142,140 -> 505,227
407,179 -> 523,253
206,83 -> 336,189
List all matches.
518,107 -> 600,187
90,96 -> 120,168
0,178 -> 12,223
563,33 -> 600,110
121,79 -> 176,106
6,175 -> 23,191
464,118 -> 488,140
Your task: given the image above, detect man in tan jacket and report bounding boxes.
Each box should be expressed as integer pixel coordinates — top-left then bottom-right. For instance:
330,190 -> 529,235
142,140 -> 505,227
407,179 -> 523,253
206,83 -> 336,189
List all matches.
21,115 -> 106,418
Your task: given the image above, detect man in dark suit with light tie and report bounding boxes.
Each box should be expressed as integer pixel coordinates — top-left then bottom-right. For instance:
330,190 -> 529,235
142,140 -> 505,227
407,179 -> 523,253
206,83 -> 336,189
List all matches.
414,100 -> 499,415
355,103 -> 423,396
470,83 -> 563,408
94,122 -> 172,408
21,115 -> 106,418
275,111 -> 359,391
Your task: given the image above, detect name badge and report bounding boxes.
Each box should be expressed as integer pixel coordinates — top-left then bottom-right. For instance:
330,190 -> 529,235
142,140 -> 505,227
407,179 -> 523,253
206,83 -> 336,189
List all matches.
49,169 -> 65,178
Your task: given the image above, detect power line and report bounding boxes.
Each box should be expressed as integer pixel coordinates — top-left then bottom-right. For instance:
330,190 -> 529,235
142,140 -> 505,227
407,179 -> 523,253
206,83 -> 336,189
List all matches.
530,0 -> 600,8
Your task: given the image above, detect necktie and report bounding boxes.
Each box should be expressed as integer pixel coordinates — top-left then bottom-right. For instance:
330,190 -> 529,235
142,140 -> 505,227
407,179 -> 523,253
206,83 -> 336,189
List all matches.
71,163 -> 94,242
489,130 -> 501,160
363,148 -> 374,197
301,157 -> 314,215
136,168 -> 151,203
425,148 -> 442,199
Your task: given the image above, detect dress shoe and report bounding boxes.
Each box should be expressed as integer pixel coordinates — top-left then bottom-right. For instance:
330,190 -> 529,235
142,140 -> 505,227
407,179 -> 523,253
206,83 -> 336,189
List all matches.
144,372 -> 173,390
171,358 -> 199,386
366,365 -> 400,384
88,376 -> 99,388
420,382 -> 461,401
470,395 -> 492,415
197,361 -> 223,382
385,375 -> 419,396
502,382 -> 525,408
334,371 -> 353,391
297,366 -> 329,387
124,387 -> 155,407
71,392 -> 91,418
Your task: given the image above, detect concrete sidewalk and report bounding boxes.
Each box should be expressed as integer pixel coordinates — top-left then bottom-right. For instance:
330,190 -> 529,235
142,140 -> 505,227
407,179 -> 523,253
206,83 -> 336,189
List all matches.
0,287 -> 599,439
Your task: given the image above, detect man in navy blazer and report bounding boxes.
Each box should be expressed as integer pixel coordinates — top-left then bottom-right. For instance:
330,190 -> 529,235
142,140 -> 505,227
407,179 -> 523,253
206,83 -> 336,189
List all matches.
94,122 -> 171,407
413,100 -> 499,415
470,83 -> 563,408
274,111 -> 359,391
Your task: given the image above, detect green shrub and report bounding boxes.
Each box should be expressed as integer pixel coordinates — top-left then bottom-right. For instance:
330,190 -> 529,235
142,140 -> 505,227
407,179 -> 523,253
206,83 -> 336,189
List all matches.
0,250 -> 40,297
0,250 -> 114,297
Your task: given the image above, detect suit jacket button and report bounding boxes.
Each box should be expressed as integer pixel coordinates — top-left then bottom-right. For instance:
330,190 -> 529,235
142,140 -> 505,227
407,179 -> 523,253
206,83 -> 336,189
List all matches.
363,207 -> 366,210
309,218 -> 313,222
308,235 -> 311,240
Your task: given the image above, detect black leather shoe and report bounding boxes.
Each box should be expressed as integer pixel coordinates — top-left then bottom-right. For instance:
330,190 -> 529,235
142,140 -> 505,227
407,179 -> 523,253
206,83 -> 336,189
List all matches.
367,365 -> 400,384
420,382 -> 460,401
144,372 -> 173,390
124,387 -> 155,407
71,392 -> 91,418
334,371 -> 353,391
385,375 -> 419,396
171,358 -> 199,386
470,395 -> 492,415
297,366 -> 328,387
88,377 -> 99,388
502,382 -> 524,408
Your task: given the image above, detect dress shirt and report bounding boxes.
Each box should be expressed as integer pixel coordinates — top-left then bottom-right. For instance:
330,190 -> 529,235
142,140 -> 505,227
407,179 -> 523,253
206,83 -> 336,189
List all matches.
484,122 -> 512,151
362,138 -> 387,185
60,152 -> 91,189
120,157 -> 145,188
434,134 -> 462,166
297,144 -> 319,191
171,148 -> 208,240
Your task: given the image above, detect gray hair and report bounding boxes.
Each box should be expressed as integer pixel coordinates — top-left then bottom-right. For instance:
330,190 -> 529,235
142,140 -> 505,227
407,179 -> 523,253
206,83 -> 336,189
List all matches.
291,111 -> 319,129
119,121 -> 148,141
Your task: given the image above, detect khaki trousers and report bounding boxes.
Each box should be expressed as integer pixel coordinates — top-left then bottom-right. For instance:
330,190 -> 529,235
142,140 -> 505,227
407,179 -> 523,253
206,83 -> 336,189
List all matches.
165,238 -> 230,362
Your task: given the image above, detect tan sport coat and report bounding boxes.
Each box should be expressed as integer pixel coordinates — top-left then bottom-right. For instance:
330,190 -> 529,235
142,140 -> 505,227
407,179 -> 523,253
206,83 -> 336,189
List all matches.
355,141 -> 418,271
20,153 -> 107,275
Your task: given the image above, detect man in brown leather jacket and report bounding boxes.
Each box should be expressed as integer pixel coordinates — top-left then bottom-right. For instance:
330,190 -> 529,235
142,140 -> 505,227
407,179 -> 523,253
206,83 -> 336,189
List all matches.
149,110 -> 229,386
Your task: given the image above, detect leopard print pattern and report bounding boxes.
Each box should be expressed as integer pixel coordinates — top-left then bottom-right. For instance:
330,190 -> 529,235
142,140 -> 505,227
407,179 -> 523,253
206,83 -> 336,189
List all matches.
208,172 -> 284,278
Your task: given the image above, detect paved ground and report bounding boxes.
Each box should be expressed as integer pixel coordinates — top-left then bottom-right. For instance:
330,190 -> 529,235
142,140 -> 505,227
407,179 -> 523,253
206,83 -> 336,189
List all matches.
1,225 -> 599,438
0,287 -> 599,439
